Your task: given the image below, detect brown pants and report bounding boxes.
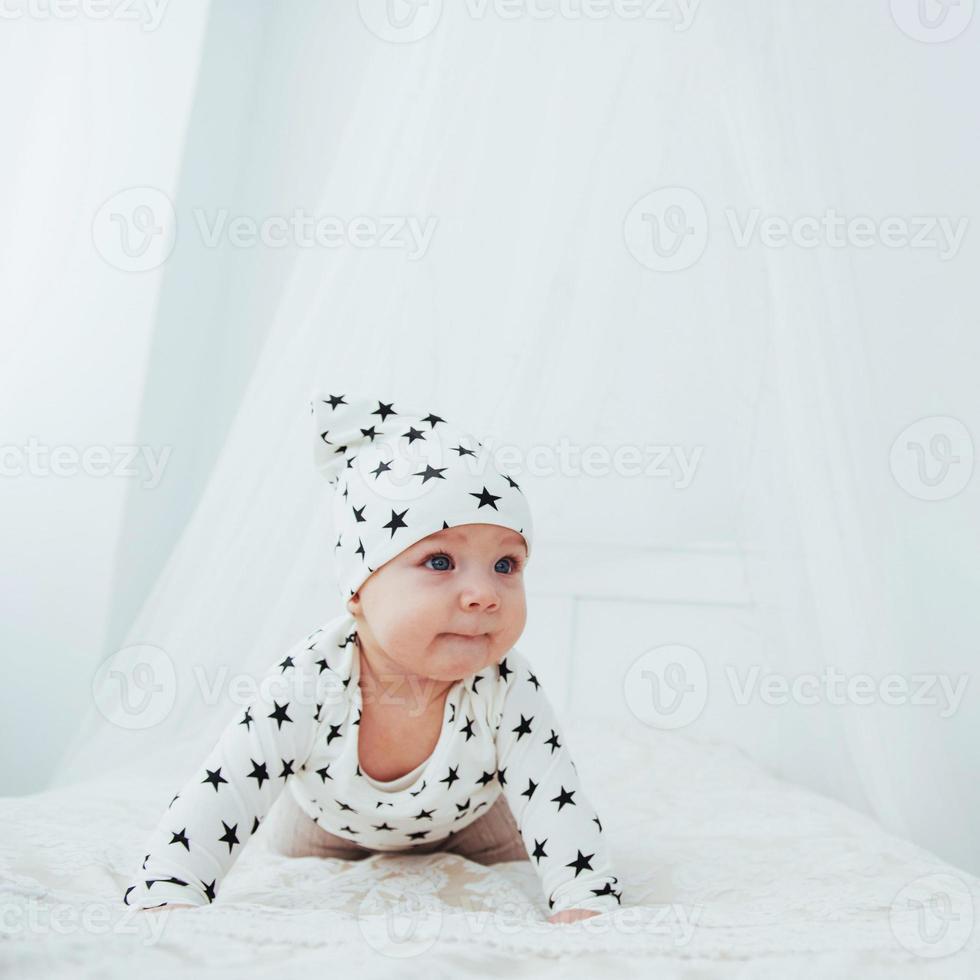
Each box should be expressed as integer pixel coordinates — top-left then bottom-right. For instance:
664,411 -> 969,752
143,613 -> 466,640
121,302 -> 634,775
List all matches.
268,790 -> 529,865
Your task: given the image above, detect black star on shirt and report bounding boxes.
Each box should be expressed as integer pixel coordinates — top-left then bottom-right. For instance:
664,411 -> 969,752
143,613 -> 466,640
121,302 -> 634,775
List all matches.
372,400 -> 397,422
471,673 -> 485,694
268,701 -> 293,729
593,815 -> 603,833
324,394 -> 347,410
203,879 -> 217,903
460,717 -> 476,741
527,671 -> 541,692
521,778 -> 538,801
403,425 -> 425,444
591,881 -> 621,904
512,714 -> 533,740
531,839 -> 548,863
551,786 -> 576,810
421,413 -> 446,429
469,486 -> 501,510
439,765 -> 460,789
251,816 -> 261,836
218,821 -> 240,853
496,767 -> 508,787
239,707 -> 253,730
413,808 -> 435,821
476,770 -> 495,787
315,765 -> 332,782
373,822 -> 395,832
169,828 -> 190,851
202,768 -> 228,792
545,729 -> 562,754
247,759 -> 270,790
337,800 -> 357,813
278,655 -> 294,673
566,850 -> 595,877
371,459 -> 392,478
407,830 -> 430,840
452,444 -> 476,458
352,504 -> 367,523
326,724 -> 343,744
279,758 -> 295,779
497,658 -> 513,682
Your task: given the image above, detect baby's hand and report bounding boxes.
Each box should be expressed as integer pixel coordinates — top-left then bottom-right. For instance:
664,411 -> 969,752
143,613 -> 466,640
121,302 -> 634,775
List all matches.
547,908 -> 602,925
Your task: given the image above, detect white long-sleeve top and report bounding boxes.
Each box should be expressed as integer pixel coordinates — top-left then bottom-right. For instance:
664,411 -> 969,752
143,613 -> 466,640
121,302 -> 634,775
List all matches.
122,612 -> 624,916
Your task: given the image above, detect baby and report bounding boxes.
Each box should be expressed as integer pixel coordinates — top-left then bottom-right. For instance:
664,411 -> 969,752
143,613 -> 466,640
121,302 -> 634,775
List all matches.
123,388 -> 624,924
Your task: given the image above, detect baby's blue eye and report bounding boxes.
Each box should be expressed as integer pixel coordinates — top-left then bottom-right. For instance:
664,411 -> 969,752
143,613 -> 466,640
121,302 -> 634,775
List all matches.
495,557 -> 514,574
426,554 -> 451,571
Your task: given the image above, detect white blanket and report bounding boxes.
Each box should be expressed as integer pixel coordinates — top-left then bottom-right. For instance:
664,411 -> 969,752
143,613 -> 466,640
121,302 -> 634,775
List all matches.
2,716 -> 978,978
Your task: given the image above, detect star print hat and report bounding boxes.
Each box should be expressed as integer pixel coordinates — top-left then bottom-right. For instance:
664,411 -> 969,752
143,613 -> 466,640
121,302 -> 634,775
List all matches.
309,388 -> 533,600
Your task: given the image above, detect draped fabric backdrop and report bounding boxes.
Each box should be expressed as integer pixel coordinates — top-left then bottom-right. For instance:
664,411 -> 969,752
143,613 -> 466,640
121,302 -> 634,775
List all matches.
46,0 -> 980,879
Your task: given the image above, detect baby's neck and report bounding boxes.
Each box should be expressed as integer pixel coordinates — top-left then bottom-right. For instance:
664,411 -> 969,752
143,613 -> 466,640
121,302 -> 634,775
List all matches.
355,640 -> 454,718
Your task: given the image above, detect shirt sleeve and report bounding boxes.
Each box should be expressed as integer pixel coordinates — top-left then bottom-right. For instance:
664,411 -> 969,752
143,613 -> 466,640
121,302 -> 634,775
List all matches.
122,629 -> 339,909
491,649 -> 624,917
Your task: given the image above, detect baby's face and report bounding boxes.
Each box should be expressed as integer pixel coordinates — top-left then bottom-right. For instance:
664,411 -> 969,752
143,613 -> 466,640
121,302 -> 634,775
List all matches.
347,523 -> 528,683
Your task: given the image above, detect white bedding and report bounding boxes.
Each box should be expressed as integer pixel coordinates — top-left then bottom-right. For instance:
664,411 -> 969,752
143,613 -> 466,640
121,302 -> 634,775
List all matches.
2,715 -> 978,978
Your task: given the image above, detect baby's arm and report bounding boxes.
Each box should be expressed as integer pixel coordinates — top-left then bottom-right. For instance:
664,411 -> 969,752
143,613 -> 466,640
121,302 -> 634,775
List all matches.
491,650 -> 624,920
123,630 -> 338,909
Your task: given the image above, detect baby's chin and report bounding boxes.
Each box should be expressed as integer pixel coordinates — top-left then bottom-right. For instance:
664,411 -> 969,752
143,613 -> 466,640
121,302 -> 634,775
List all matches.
425,633 -> 500,678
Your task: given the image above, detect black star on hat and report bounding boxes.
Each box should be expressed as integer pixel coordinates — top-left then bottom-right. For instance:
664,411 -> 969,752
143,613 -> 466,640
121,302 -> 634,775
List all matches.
202,768 -> 227,792
383,508 -> 409,537
267,701 -> 292,729
470,486 -> 501,510
413,464 -> 447,483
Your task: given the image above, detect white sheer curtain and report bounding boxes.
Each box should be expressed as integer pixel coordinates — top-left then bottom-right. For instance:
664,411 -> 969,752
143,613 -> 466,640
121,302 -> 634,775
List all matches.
50,0 -> 980,878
